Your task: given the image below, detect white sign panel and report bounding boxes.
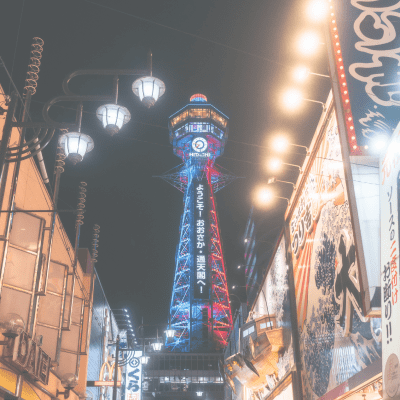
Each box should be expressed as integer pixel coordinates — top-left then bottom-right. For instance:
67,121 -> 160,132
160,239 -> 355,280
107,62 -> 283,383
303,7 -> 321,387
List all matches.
381,123 -> 400,400
125,351 -> 143,400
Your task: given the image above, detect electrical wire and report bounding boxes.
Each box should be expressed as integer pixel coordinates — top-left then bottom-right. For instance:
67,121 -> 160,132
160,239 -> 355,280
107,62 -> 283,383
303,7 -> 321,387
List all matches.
8,0 -> 25,94
82,0 -> 285,67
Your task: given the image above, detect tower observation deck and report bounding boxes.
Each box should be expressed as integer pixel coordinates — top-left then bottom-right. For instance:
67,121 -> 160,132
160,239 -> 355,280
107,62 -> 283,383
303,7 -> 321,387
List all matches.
161,94 -> 234,352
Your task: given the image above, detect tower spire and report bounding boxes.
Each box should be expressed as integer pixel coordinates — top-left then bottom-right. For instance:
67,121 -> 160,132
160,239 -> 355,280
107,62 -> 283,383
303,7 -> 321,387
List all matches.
162,94 -> 233,352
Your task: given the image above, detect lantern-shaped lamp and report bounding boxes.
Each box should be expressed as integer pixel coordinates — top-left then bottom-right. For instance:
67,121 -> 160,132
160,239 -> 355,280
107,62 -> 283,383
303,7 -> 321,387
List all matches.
141,355 -> 150,364
0,313 -> 25,338
96,104 -> 131,136
59,132 -> 94,165
152,341 -> 162,351
165,327 -> 175,339
132,76 -> 165,108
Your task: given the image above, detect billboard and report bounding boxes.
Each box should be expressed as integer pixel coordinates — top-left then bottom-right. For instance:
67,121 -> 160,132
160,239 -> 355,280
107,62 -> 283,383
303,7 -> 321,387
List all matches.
125,351 -> 142,400
253,236 -> 295,386
288,109 -> 382,399
380,123 -> 400,400
329,0 -> 400,153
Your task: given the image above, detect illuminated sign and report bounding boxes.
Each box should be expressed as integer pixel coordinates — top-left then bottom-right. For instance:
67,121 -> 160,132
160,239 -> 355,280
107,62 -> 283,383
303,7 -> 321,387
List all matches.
87,381 -> 121,387
125,351 -> 142,400
192,137 -> 208,152
193,178 -> 209,299
2,331 -> 51,385
329,1 -> 400,153
190,137 -> 210,158
380,123 -> 400,400
87,361 -> 122,387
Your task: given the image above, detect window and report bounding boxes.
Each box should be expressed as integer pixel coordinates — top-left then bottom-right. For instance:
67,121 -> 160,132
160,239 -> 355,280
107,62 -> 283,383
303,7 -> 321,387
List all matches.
171,110 -> 188,127
35,261 -> 68,360
242,325 -> 255,338
189,108 -> 210,119
211,110 -> 227,127
0,212 -> 43,330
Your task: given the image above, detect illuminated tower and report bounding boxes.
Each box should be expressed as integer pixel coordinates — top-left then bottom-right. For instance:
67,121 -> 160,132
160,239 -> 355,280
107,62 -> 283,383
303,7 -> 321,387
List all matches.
161,94 -> 234,352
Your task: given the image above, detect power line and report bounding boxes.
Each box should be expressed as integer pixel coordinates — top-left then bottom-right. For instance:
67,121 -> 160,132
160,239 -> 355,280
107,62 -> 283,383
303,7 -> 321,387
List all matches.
82,0 -> 285,67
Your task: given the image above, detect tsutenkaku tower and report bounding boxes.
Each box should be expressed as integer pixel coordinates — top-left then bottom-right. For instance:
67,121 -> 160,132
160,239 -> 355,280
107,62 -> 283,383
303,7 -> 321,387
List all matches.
161,94 -> 234,352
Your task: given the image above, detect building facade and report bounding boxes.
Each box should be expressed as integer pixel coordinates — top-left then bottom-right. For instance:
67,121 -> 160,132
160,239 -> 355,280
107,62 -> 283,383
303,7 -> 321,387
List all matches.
223,92 -> 383,400
0,84 -> 94,400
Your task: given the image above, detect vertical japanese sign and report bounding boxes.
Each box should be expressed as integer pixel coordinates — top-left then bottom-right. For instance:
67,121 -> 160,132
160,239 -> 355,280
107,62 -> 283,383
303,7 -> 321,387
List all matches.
330,0 -> 400,153
380,123 -> 400,400
125,351 -> 143,400
193,177 -> 209,299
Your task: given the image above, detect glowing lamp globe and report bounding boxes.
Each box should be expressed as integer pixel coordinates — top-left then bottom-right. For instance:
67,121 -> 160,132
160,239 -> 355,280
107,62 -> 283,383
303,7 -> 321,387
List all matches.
0,313 -> 25,338
59,132 -> 94,165
293,66 -> 310,83
152,342 -> 162,351
297,31 -> 321,56
273,137 -> 289,152
61,373 -> 78,389
96,104 -> 131,136
269,158 -> 283,171
256,187 -> 274,206
141,355 -> 150,364
282,89 -> 303,110
165,328 -> 175,339
132,76 -> 166,108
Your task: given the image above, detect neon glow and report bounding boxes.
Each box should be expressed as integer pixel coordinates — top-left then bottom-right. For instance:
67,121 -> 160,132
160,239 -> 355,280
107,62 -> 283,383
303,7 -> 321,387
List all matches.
163,95 -> 233,352
190,93 -> 207,102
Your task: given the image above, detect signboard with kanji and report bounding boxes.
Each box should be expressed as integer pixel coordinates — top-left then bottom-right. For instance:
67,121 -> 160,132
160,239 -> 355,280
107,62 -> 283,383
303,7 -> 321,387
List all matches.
380,123 -> 400,400
193,177 -> 209,300
125,351 -> 143,400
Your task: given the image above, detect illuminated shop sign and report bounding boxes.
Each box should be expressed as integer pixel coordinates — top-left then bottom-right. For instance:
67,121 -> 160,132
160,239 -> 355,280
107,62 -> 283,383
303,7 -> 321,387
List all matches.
380,123 -> 400,400
288,112 -> 382,399
87,361 -> 122,387
2,331 -> 51,385
193,178 -> 209,299
330,1 -> 400,153
125,351 -> 142,400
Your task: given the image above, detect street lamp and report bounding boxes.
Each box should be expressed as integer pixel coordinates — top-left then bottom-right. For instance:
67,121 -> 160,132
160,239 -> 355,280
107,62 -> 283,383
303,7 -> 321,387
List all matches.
0,313 -> 25,342
296,30 -> 322,56
267,158 -> 302,172
96,104 -> 131,136
59,131 -> 94,165
152,329 -> 162,351
306,0 -> 329,22
282,88 -> 326,111
165,316 -> 176,339
271,136 -> 309,154
255,186 -> 290,207
293,66 -> 330,83
132,76 -> 166,108
267,176 -> 296,189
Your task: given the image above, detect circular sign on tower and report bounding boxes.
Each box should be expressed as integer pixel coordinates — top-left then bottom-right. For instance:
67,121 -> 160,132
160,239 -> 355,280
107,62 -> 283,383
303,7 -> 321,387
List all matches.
192,137 -> 208,153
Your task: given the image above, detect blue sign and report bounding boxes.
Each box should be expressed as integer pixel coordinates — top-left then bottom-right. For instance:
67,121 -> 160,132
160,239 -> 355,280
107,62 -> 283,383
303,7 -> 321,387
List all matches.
332,0 -> 400,150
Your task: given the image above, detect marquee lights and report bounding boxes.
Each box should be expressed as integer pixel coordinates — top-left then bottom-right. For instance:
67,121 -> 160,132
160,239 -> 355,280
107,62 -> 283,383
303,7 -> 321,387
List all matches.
328,2 -> 362,154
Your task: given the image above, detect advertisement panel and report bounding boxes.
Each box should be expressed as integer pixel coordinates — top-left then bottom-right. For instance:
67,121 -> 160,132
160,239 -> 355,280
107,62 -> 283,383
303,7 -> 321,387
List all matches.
380,123 -> 400,400
329,0 -> 400,153
288,110 -> 382,399
125,351 -> 142,400
192,176 -> 209,300
252,236 -> 295,397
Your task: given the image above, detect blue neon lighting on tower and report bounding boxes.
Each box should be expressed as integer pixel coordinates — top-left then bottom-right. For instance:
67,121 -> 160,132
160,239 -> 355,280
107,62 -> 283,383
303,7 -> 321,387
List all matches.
160,94 -> 234,352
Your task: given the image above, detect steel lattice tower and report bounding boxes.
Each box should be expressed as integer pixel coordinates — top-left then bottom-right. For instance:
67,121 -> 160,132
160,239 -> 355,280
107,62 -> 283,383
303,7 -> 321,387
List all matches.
161,94 -> 234,352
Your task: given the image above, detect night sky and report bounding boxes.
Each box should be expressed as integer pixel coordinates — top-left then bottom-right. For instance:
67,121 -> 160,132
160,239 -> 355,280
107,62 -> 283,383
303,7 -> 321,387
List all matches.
1,0 -> 330,329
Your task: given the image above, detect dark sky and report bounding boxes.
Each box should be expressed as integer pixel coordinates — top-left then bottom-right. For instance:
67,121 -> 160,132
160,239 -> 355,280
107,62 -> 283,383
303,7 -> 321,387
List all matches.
1,0 -> 330,329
